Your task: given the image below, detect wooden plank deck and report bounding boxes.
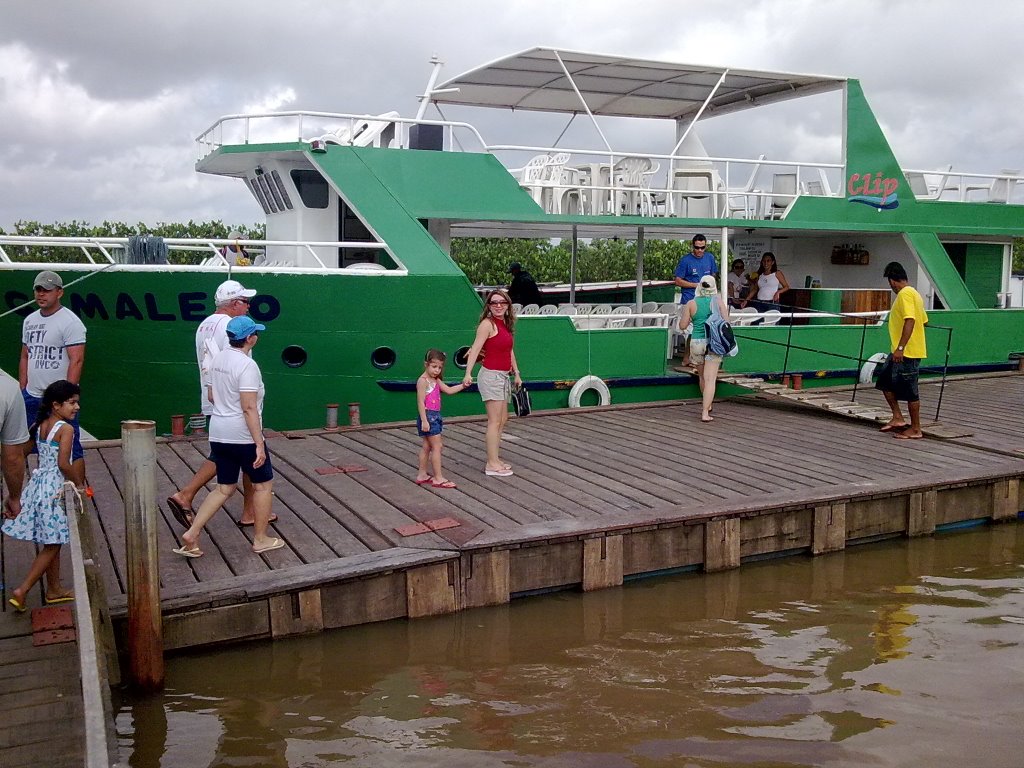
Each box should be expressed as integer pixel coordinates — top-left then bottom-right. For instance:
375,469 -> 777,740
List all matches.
8,373 -> 1022,654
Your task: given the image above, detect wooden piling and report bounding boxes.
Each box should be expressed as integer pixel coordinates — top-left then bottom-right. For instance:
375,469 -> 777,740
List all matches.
122,420 -> 164,690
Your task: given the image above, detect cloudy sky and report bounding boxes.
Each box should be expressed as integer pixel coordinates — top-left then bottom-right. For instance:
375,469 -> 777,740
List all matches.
3,0 -> 1021,230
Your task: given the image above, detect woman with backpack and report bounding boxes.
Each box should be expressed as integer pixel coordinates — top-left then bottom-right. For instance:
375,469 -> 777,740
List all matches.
679,275 -> 731,422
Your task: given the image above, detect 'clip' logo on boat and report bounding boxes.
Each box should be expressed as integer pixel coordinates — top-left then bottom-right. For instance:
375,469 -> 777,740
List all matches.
847,172 -> 900,210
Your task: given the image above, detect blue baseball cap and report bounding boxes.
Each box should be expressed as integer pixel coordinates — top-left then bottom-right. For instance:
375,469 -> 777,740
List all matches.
226,315 -> 266,341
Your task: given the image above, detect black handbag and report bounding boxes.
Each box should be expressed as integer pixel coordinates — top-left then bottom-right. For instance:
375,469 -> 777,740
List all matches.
511,383 -> 531,417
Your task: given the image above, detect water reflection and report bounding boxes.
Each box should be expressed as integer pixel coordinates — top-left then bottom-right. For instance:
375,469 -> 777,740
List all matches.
117,524 -> 1024,767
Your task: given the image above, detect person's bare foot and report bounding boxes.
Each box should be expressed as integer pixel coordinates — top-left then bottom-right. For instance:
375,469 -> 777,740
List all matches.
894,430 -> 924,440
879,422 -> 908,433
181,529 -> 201,550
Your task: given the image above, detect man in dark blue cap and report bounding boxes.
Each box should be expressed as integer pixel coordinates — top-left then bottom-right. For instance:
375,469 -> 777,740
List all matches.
507,262 -> 541,306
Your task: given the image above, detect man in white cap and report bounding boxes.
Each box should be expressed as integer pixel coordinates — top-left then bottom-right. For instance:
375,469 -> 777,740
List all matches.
166,279 -> 269,527
19,270 -> 88,487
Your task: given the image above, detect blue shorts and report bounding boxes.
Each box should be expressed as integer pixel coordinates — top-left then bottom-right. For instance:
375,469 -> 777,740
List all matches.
23,390 -> 84,461
417,410 -> 443,437
875,357 -> 920,402
209,441 -> 274,485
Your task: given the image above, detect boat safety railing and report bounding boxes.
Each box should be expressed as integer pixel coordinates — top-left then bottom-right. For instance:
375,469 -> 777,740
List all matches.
0,236 -> 397,274
737,303 -> 953,422
485,143 -> 843,219
905,168 -> 1023,204
195,111 -> 487,161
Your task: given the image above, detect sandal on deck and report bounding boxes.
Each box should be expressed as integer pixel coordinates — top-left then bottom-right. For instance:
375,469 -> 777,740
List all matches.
166,497 -> 194,528
171,545 -> 203,559
252,537 -> 285,554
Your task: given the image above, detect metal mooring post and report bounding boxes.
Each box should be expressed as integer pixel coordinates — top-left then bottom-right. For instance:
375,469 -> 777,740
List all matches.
122,419 -> 164,690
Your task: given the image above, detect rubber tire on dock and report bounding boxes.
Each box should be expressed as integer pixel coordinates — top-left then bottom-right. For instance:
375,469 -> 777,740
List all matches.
858,352 -> 889,384
568,375 -> 611,408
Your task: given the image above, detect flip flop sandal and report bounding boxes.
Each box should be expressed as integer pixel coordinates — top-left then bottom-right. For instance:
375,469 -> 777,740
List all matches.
236,514 -> 279,527
171,545 -> 203,558
252,537 -> 285,554
166,497 -> 193,528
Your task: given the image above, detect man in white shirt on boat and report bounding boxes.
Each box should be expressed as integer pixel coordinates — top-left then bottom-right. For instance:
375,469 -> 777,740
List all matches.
727,259 -> 749,308
0,369 -> 29,520
19,270 -> 87,487
166,279 -> 270,528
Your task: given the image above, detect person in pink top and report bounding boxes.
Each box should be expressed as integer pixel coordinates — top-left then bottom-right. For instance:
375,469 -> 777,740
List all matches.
462,289 -> 522,477
413,349 -> 466,489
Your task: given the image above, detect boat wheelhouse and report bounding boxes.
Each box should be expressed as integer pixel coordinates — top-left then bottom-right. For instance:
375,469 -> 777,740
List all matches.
2,47 -> 1022,438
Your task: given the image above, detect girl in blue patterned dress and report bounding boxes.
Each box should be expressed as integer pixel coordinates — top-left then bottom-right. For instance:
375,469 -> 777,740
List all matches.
3,380 -> 80,612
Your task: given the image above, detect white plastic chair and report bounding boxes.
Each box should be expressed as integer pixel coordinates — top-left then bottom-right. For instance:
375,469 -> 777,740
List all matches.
760,309 -> 783,326
518,155 -> 553,206
767,173 -> 797,219
520,303 -> 540,315
590,304 -> 612,316
538,304 -> 557,315
511,303 -> 522,314
726,154 -> 765,218
906,164 -> 952,200
607,305 -> 633,327
556,304 -> 578,315
731,307 -> 761,326
612,156 -> 655,215
574,303 -> 593,314
966,169 -> 1018,203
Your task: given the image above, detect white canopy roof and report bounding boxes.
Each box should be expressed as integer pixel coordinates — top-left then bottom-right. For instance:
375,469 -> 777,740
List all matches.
433,47 -> 846,121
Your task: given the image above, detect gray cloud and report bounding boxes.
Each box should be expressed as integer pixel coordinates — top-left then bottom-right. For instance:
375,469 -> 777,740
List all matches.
3,0 -> 1022,229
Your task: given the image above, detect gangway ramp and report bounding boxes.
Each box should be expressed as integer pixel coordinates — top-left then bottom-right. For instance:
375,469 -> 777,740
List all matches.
720,375 -> 896,424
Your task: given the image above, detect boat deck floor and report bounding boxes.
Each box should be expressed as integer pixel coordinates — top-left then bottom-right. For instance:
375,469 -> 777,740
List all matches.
3,373 -> 1022,640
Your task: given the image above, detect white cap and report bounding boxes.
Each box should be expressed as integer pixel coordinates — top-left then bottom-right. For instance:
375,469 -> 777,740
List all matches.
215,279 -> 257,305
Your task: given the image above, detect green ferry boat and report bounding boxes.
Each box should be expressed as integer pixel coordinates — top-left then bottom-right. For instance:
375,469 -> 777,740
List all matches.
1,48 -> 1022,438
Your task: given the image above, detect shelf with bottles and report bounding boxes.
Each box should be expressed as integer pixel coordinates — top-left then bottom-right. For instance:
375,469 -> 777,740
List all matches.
830,243 -> 870,265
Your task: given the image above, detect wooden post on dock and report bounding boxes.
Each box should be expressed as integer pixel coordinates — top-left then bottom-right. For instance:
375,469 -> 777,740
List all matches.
122,419 -> 164,690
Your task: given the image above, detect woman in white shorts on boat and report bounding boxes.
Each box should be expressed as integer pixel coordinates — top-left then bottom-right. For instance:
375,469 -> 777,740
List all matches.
462,289 -> 522,477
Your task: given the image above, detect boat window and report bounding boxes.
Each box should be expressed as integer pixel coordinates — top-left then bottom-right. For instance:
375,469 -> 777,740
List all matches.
245,177 -> 272,215
290,170 -> 330,209
371,346 -> 396,370
263,172 -> 285,211
270,170 -> 294,210
453,346 -> 471,369
281,345 -> 307,368
256,174 -> 280,213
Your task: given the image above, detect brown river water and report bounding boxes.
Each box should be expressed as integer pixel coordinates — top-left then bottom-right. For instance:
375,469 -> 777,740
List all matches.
116,523 -> 1024,767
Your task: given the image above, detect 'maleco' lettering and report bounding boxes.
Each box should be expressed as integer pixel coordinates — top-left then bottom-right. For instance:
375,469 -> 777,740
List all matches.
3,290 -> 281,323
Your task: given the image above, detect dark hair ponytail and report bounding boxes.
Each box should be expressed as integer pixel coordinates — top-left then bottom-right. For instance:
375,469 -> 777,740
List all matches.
31,380 -> 80,440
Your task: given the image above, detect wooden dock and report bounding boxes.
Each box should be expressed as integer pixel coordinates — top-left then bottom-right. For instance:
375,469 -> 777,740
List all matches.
6,373 -> 1024,657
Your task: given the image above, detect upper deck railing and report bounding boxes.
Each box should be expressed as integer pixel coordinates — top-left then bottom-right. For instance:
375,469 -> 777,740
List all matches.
195,110 -> 1022,220
0,236 -> 398,275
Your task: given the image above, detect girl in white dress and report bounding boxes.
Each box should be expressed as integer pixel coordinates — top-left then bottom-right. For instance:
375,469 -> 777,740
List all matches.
3,380 -> 80,612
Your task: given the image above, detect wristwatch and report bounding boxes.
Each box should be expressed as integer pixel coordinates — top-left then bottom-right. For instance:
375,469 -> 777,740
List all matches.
897,345 -> 905,351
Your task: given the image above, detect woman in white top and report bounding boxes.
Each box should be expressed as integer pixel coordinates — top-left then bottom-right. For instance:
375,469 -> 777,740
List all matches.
176,316 -> 284,558
740,252 -> 789,312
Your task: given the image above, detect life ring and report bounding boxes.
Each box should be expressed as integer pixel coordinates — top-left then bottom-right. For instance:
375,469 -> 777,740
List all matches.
568,375 -> 611,408
859,352 -> 889,384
